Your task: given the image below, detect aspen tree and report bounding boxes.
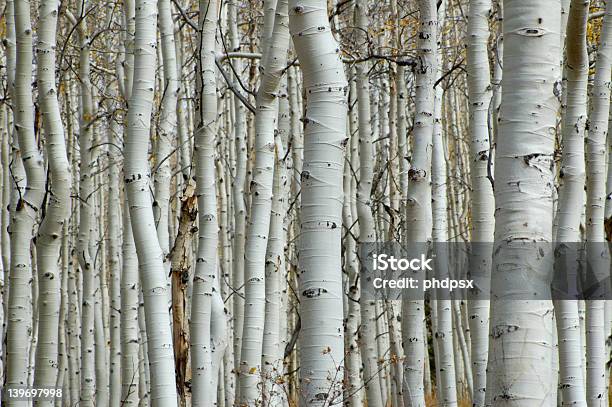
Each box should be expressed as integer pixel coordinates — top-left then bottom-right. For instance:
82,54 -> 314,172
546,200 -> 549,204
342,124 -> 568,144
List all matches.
488,1 -> 561,405
401,1 -> 437,405
262,70 -> 291,407
32,0 -> 72,400
190,0 -> 228,403
553,0 -> 589,405
432,32 -> 457,407
584,2 -> 612,404
124,0 -> 178,403
466,0 -> 494,404
67,2 -> 98,403
2,8 -> 17,390
107,115 -> 122,407
343,71 -> 364,407
353,0 -> 384,405
154,0 -> 179,276
120,202 -> 140,406
289,0 -> 348,403
239,0 -> 290,400
228,0 -> 248,380
6,0 -> 46,401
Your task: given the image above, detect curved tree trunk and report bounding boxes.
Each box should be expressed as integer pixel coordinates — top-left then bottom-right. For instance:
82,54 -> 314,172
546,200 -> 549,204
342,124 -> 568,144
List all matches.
124,0 -> 178,404
32,0 -> 72,403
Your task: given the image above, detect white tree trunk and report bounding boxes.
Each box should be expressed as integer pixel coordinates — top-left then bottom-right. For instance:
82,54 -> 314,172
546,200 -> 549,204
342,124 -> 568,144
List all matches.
353,1 -> 384,405
124,0 -> 178,403
466,0 -> 494,405
554,0 -> 589,406
432,67 -> 457,407
120,197 -> 140,406
32,0 -> 72,402
289,0 -> 348,404
6,0 -> 46,402
154,0 -> 179,283
239,0 -> 290,401
401,1 -> 437,406
488,1 -> 560,405
584,2 -> 612,405
190,0 -> 227,404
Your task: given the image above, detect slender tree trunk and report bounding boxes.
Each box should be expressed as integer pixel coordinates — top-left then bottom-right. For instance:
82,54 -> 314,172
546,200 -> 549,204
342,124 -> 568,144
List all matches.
124,0 -> 178,403
32,0 -> 72,402
584,2 -> 612,405
554,1 -> 589,406
155,0 -> 179,284
6,0 -> 46,402
353,1 -> 384,405
432,59 -> 457,407
466,0 -> 493,405
289,0 -> 348,404
190,0 -> 227,403
261,2 -> 290,402
239,0 -> 290,401
401,1 -> 437,406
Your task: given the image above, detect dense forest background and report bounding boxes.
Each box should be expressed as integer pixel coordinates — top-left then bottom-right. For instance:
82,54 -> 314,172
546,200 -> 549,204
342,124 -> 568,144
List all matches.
1,0 -> 611,406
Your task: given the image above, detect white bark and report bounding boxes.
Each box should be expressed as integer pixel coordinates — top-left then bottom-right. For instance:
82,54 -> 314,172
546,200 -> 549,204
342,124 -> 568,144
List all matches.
73,3 -> 96,403
154,0 -> 179,280
6,0 -> 46,401
124,0 -> 178,403
554,1 -> 589,406
190,0 -> 227,403
584,2 -> 612,405
401,1 -> 437,406
489,1 -> 561,405
108,117 -> 122,407
432,67 -> 457,407
353,1 -> 384,405
239,0 -> 290,401
228,0 -> 248,381
343,77 -> 363,407
262,70 -> 290,405
121,198 -> 140,406
466,0 -> 494,405
32,0 -> 72,401
289,0 -> 348,403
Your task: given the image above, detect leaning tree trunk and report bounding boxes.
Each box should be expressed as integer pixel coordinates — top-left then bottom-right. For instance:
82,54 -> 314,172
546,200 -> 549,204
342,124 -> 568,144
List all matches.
124,0 -> 178,404
32,0 -> 72,402
401,1 -> 436,406
488,1 -> 561,405
289,0 -> 348,404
